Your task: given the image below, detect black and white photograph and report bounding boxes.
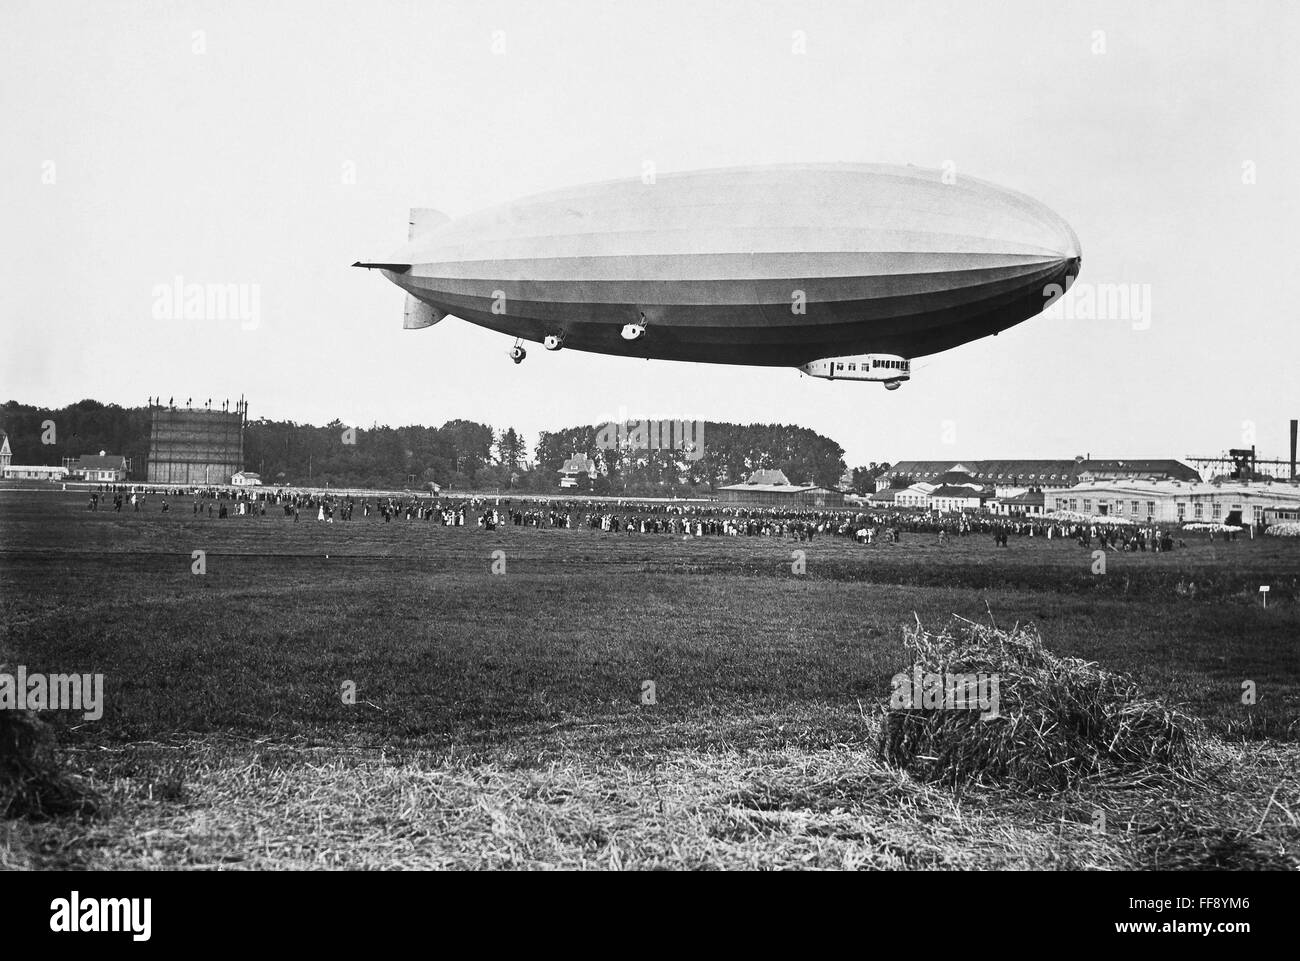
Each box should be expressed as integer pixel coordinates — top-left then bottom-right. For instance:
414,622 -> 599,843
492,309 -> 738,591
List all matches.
0,0 -> 1295,927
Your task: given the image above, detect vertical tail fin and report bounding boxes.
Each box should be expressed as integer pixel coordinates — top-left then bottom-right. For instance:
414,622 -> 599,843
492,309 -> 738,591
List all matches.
404,295 -> 444,329
404,208 -> 450,328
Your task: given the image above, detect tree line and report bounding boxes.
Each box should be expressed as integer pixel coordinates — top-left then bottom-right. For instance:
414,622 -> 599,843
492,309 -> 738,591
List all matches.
533,421 -> 852,494
1,400 -> 887,493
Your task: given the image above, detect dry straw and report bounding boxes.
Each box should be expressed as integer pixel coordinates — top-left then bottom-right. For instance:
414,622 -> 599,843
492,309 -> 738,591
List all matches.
0,710 -> 102,820
878,617 -> 1197,792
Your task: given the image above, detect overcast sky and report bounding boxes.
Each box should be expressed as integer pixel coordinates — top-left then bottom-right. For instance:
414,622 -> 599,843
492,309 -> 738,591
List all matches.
2,0 -> 1296,468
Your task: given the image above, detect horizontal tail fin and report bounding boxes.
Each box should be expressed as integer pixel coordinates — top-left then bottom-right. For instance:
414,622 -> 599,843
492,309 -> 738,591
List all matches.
352,262 -> 411,273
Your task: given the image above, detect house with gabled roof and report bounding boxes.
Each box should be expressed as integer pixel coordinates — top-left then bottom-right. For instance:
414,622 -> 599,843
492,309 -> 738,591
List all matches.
558,454 -> 597,489
69,452 -> 129,482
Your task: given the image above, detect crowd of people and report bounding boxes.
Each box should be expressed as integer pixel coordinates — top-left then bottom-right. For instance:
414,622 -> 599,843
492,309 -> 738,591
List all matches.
80,483 -> 1199,552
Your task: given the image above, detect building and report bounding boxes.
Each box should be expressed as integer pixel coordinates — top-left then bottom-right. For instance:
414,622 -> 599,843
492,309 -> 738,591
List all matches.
928,484 -> 992,513
147,401 -> 246,485
716,482 -> 844,507
877,459 -> 1200,497
886,465 -> 991,511
1049,480 -> 1300,527
68,452 -> 129,483
1263,505 -> 1300,525
231,471 -> 262,487
0,432 -> 10,473
558,454 -> 597,489
893,484 -> 934,509
716,468 -> 844,507
2,464 -> 69,481
990,490 -> 1047,516
1076,460 -> 1205,485
746,468 -> 792,487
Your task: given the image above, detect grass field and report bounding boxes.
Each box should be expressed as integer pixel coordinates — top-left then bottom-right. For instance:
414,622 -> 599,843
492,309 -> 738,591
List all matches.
2,489 -> 1298,869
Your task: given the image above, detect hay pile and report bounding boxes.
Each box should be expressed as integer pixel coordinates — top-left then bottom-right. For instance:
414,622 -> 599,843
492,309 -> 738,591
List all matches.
0,710 -> 101,820
878,617 -> 1196,791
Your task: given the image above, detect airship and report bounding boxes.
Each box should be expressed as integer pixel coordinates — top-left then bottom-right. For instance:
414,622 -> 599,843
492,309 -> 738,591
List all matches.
355,163 -> 1080,389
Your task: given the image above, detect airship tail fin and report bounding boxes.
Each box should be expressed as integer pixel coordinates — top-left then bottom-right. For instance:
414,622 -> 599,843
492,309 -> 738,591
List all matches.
404,295 -> 445,330
354,208 -> 448,268
353,261 -> 411,273
409,208 -> 451,240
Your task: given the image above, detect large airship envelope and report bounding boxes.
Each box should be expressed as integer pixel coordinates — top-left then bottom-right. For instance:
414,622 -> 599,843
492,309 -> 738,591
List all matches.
359,163 -> 1080,367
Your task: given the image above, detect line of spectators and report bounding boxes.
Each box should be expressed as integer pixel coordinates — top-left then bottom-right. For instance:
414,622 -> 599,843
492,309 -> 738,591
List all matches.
87,487 -> 1200,551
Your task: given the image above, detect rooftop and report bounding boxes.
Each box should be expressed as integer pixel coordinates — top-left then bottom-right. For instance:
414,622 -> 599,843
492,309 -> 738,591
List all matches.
717,483 -> 824,494
72,454 -> 126,469
929,484 -> 990,498
559,454 -> 596,474
996,490 -> 1047,505
882,459 -> 1201,484
743,468 -> 792,486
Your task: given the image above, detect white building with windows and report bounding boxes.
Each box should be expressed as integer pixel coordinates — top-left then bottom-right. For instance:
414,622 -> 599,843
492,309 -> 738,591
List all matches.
887,466 -> 991,511
928,485 -> 991,512
2,464 -> 69,481
1050,480 -> 1300,527
892,482 -> 935,508
878,459 -> 1199,496
69,452 -> 128,482
991,491 -> 1047,516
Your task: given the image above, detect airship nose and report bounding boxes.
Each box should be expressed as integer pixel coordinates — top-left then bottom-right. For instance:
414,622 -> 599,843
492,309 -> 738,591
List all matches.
1050,221 -> 1082,279
1057,220 -> 1081,263
1015,185 -> 1080,264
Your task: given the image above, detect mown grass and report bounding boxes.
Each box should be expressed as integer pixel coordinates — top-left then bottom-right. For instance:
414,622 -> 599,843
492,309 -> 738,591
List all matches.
2,729 -> 1293,870
1,490 -> 1297,869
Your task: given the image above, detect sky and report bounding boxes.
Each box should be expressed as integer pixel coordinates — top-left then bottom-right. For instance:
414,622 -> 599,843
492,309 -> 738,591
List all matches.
2,0 -> 1296,469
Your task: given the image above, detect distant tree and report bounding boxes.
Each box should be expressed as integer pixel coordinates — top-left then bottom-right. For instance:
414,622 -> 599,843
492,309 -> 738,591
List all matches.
849,461 -> 890,494
494,427 -> 525,487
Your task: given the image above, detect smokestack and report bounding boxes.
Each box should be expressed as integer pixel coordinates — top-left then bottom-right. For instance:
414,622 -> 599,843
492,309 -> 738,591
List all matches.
1291,418 -> 1297,479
